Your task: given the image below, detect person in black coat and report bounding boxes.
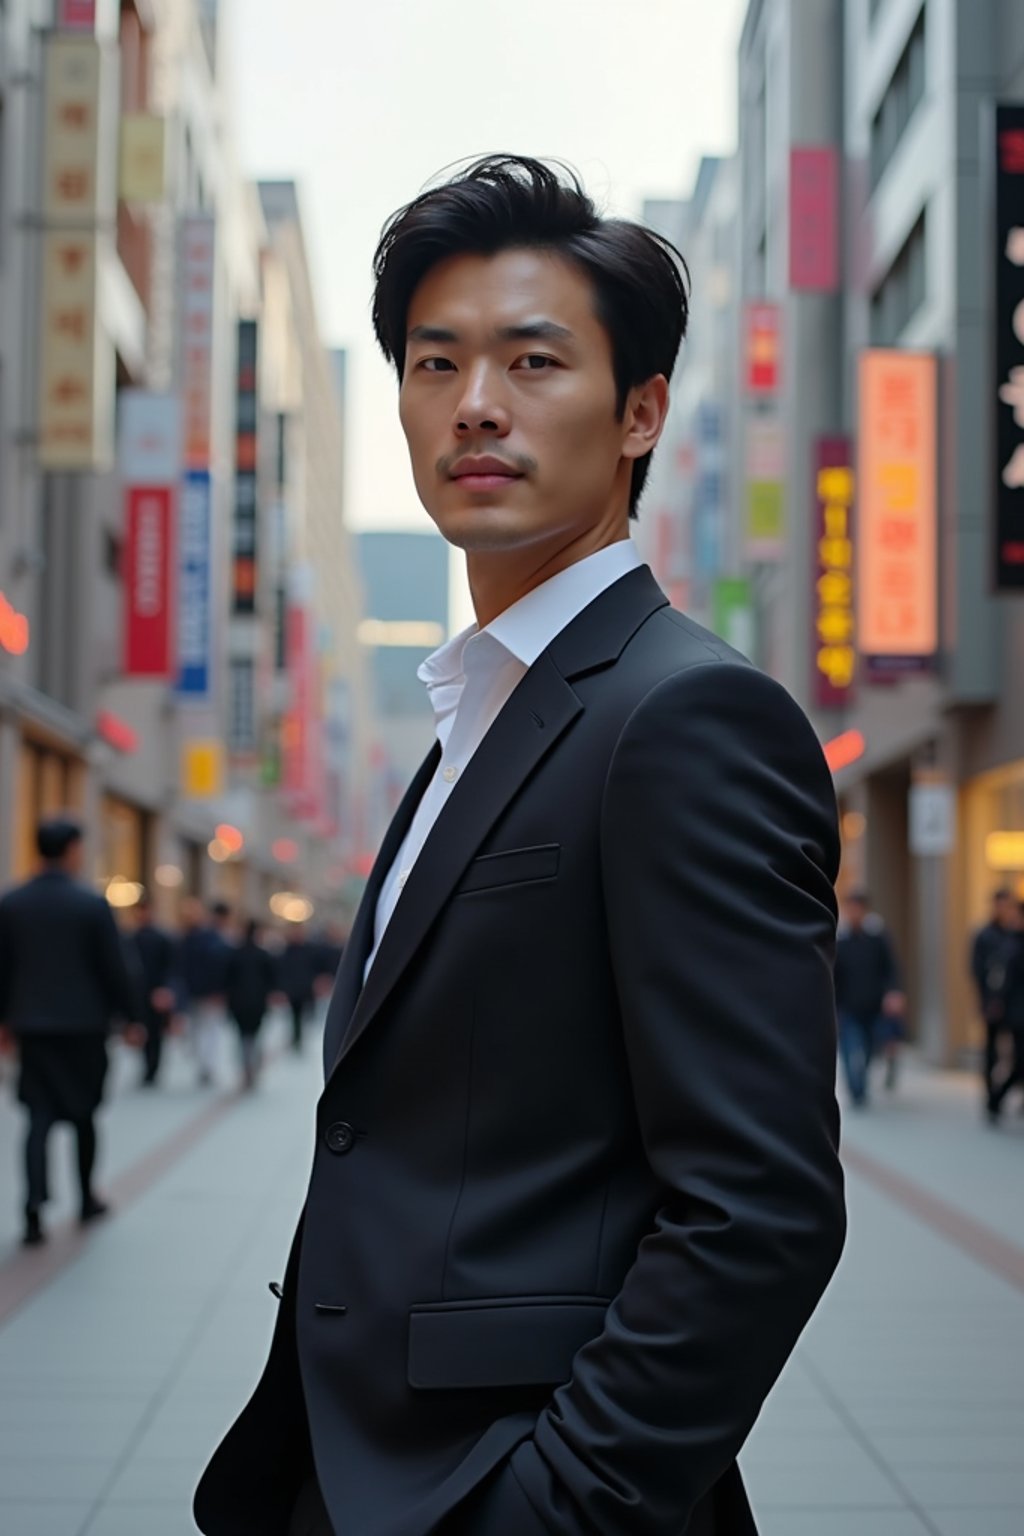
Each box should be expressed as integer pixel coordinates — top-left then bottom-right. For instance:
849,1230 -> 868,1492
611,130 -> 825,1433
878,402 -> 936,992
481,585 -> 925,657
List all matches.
834,890 -> 905,1106
226,920 -> 277,1089
985,912 -> 1024,1121
276,926 -> 317,1052
129,889 -> 176,1087
195,157 -> 844,1536
970,887 -> 1020,1108
0,818 -> 138,1246
177,898 -> 233,1087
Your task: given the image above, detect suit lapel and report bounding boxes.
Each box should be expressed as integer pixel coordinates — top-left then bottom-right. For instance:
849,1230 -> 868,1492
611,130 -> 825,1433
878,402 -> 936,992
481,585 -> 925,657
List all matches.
327,564 -> 670,1077
321,743 -> 440,1076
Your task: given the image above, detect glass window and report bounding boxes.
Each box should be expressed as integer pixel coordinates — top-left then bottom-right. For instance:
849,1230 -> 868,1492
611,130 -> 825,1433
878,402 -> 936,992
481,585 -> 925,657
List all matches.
869,208 -> 928,345
869,6 -> 927,189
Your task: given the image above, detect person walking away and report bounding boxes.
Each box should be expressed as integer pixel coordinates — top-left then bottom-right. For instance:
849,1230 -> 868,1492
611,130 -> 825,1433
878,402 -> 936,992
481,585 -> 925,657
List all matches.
970,887 -> 1020,1111
226,920 -> 277,1089
0,818 -> 138,1246
985,911 -> 1024,1121
130,889 -> 176,1087
834,890 -> 906,1107
177,898 -> 233,1088
277,924 -> 316,1052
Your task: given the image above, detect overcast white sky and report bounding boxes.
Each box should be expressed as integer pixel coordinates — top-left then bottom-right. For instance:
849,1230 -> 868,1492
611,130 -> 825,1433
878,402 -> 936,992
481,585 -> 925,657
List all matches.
223,0 -> 747,536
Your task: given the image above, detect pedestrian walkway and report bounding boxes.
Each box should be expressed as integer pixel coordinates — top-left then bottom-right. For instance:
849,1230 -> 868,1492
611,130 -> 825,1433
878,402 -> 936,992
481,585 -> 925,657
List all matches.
0,1038 -> 1021,1535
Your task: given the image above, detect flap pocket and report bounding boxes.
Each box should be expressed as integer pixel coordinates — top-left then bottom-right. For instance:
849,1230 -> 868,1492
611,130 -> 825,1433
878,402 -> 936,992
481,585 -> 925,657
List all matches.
408,1295 -> 609,1390
457,844 -> 560,897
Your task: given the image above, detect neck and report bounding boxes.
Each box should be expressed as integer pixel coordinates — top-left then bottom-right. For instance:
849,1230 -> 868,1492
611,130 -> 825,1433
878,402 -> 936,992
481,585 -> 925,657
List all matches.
466,522 -> 630,630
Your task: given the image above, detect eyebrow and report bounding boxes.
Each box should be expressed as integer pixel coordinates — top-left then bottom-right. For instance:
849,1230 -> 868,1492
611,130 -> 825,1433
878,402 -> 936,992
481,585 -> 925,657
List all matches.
406,320 -> 575,344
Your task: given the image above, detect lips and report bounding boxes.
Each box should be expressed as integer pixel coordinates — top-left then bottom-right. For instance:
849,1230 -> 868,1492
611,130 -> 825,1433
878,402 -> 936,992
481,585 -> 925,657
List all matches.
449,456 -> 524,487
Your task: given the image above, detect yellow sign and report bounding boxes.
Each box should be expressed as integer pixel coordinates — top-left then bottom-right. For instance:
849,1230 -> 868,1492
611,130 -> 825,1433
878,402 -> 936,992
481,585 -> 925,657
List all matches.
814,461 -> 856,698
181,740 -> 224,799
119,114 -> 166,202
38,234 -> 106,468
42,35 -> 102,223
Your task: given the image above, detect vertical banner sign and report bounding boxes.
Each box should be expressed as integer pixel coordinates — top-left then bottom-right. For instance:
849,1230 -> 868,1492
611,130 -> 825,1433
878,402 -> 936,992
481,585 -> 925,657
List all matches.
857,351 -> 937,671
233,321 -> 258,614
119,392 -> 181,677
283,602 -> 311,813
177,217 -> 215,697
745,303 -> 780,395
713,578 -> 754,658
38,35 -> 108,469
745,418 -> 785,560
813,437 -> 856,708
994,105 -> 1024,588
789,148 -> 839,292
178,471 -> 212,696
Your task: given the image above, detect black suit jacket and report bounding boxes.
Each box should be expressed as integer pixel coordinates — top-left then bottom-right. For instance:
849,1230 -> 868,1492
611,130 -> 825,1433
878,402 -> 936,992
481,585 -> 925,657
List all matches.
0,870 -> 137,1036
195,568 -> 845,1536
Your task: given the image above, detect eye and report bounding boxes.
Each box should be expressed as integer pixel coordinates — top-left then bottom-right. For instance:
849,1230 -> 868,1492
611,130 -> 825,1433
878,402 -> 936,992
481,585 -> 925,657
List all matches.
417,357 -> 457,372
512,354 -> 558,371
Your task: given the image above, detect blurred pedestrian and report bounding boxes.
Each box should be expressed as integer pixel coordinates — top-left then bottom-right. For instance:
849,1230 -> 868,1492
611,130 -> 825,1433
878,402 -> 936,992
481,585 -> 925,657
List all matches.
225,920 -> 276,1090
0,817 -> 137,1246
276,924 -> 316,1052
834,890 -> 906,1107
985,904 -> 1024,1122
129,889 -> 176,1087
177,897 -> 233,1088
971,888 -> 1020,1110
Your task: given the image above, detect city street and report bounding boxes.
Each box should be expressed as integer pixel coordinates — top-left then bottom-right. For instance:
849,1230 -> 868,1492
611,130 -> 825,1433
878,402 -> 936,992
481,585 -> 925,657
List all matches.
0,1031 -> 1021,1536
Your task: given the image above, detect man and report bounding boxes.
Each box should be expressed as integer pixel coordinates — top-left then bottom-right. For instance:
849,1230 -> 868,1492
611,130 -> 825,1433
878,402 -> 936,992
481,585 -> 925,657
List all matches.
0,817 -> 137,1246
834,890 -> 905,1108
177,897 -> 232,1088
129,888 -> 177,1087
196,156 -> 844,1536
277,924 -> 317,1052
970,888 -> 1020,1111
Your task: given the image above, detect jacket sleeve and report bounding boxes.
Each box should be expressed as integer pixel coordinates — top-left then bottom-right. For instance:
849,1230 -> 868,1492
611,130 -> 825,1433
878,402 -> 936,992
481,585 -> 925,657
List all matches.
509,662 -> 846,1536
880,930 -> 902,995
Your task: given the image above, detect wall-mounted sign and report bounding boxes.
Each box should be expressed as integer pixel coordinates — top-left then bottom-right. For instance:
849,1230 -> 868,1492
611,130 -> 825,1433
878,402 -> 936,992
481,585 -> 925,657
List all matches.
181,739 -> 224,799
58,1 -> 96,28
993,104 -> 1024,589
233,320 -> 258,615
177,470 -> 212,698
712,577 -> 754,658
179,215 -> 215,472
0,592 -> 30,656
119,392 -> 180,678
745,418 -> 785,561
745,302 -> 780,396
857,350 -> 937,671
813,437 -> 856,708
789,147 -> 838,292
119,114 -> 166,203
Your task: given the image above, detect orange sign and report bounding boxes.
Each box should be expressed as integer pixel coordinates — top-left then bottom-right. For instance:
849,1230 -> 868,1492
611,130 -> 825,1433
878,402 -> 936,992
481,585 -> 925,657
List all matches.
857,351 -> 937,662
0,592 -> 30,656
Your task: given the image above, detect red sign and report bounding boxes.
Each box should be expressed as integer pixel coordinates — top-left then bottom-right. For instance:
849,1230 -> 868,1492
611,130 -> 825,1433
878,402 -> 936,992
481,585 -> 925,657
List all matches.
0,592 -> 30,656
812,437 -> 856,709
124,487 -> 174,675
746,303 -> 780,395
96,710 -> 138,755
58,1 -> 96,28
790,147 -> 838,292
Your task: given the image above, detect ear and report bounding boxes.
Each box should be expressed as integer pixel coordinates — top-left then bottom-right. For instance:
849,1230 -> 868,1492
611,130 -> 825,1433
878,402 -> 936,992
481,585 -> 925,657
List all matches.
621,374 -> 670,462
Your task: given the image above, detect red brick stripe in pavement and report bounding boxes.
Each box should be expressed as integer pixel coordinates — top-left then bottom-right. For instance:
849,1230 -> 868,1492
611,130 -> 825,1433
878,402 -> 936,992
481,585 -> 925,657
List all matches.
0,1085 -> 245,1329
842,1141 -> 1024,1295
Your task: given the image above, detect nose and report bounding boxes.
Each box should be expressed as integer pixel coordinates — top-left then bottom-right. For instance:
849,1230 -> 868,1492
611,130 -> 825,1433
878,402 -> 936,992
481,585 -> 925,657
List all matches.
453,362 -> 510,437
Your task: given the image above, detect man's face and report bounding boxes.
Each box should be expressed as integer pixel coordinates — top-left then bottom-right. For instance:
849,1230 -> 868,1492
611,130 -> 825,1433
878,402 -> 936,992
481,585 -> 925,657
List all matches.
399,248 -> 645,555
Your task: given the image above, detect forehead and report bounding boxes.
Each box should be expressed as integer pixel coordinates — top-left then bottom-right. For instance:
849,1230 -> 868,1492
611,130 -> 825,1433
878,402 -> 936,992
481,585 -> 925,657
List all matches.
406,247 -> 602,337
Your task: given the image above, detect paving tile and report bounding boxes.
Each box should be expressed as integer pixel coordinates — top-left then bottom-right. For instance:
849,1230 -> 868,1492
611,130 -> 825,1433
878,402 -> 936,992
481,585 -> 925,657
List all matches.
84,1503 -> 200,1536
0,1504 -> 93,1536
756,1513 -> 932,1536
0,1458 -> 114,1501
741,1455 -> 902,1508
899,1467 -> 1024,1507
104,1455 -> 205,1503
928,1515 -> 1024,1536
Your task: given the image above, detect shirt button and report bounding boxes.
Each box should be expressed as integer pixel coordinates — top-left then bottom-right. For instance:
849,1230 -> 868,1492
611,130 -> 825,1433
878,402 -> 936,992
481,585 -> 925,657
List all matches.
442,765 -> 457,783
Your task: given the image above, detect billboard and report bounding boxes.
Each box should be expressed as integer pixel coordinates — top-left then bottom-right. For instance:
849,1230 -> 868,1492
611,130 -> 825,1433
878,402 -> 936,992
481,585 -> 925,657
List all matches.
994,104 -> 1024,588
812,437 -> 856,709
857,351 -> 937,669
120,392 -> 180,678
789,147 -> 839,292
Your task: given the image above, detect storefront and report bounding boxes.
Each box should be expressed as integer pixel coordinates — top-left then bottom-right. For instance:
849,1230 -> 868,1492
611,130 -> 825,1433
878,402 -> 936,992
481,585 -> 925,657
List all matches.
10,732 -> 87,881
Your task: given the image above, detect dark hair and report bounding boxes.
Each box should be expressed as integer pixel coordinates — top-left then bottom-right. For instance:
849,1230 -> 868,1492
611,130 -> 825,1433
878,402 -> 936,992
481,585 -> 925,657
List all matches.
993,887 -> 1013,902
372,155 -> 690,517
209,900 -> 231,919
36,817 -> 82,862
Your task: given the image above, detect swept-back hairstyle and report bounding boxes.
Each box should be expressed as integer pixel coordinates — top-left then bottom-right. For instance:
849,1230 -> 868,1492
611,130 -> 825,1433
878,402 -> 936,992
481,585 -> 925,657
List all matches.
372,155 -> 690,517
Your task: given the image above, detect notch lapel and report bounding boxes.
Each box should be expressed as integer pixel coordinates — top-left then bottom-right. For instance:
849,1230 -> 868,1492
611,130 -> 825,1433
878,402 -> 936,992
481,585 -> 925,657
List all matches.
328,653 -> 582,1075
321,743 -> 440,1077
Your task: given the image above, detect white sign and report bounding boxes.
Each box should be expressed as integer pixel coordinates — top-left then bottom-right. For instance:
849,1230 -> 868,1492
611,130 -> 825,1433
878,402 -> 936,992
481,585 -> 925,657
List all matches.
909,781 -> 956,857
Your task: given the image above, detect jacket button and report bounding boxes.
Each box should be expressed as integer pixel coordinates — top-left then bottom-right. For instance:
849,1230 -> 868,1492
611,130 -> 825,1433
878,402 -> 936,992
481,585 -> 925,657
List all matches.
325,1121 -> 355,1155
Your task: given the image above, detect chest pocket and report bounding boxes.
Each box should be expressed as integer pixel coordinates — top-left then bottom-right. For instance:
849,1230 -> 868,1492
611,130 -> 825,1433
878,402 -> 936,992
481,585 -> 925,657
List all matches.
456,843 -> 560,896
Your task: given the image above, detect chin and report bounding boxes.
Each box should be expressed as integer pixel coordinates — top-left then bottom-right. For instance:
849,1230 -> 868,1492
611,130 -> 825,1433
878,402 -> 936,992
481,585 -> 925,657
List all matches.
432,503 -> 538,552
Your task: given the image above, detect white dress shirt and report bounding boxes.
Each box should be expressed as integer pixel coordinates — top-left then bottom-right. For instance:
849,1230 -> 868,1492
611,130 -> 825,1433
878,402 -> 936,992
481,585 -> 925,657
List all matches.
365,540 -> 644,978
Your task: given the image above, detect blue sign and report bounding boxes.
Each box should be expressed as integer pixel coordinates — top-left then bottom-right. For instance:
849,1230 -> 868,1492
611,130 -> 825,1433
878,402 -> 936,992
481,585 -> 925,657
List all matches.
177,469 -> 212,696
